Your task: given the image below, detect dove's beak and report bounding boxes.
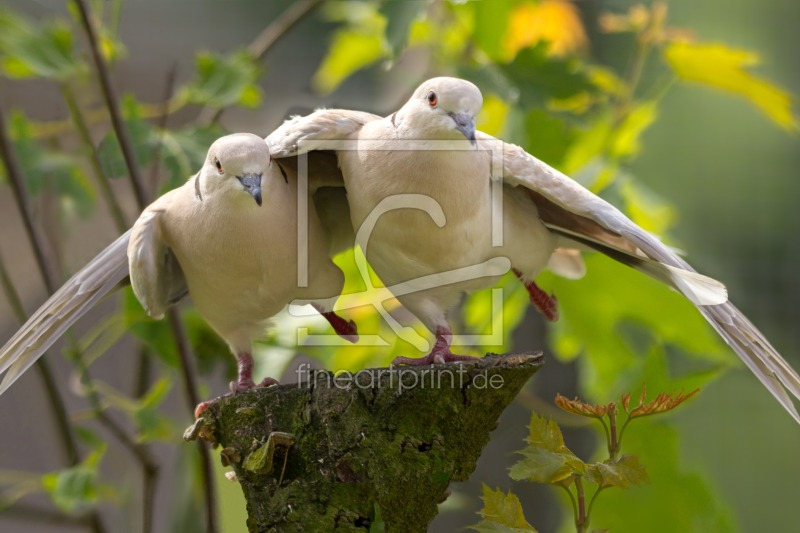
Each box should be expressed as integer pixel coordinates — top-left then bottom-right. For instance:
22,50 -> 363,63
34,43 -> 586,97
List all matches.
238,173 -> 263,206
449,112 -> 476,143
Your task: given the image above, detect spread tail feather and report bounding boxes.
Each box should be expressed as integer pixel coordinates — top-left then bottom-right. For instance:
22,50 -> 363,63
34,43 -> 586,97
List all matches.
0,231 -> 131,395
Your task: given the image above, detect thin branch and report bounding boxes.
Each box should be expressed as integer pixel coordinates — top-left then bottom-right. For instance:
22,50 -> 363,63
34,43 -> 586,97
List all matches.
73,353 -> 158,533
575,476 -> 587,533
147,65 -> 178,195
62,82 -> 129,231
73,0 -> 148,210
167,310 -> 218,533
197,0 -> 324,125
0,111 -> 107,533
0,104 -> 79,464
0,249 -> 26,321
248,0 -> 324,60
0,102 -> 58,292
3,503 -> 89,528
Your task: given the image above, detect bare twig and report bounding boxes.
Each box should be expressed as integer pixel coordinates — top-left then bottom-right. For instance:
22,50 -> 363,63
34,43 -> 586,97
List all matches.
248,0 -> 324,60
0,103 -> 58,292
0,104 -> 107,533
73,0 -> 148,209
3,503 -> 89,528
147,66 -> 179,195
73,353 -> 158,533
167,310 -> 218,533
62,82 -> 129,231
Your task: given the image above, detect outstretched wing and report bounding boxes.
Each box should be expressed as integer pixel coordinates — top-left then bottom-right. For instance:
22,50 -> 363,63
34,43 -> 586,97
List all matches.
486,132 -> 800,424
267,110 -> 381,255
0,231 -> 131,394
266,108 -> 381,157
128,197 -> 187,320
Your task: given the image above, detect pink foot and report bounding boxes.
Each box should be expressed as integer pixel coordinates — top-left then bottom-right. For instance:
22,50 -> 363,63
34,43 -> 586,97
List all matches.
513,269 -> 559,321
392,326 -> 482,366
314,305 -> 359,343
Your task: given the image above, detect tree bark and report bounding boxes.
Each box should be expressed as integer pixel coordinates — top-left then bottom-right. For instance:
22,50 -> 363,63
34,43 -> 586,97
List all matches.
185,352 -> 544,532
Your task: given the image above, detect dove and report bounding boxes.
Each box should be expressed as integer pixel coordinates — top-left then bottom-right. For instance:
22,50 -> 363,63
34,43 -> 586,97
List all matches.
266,77 -> 800,424
0,133 -> 357,401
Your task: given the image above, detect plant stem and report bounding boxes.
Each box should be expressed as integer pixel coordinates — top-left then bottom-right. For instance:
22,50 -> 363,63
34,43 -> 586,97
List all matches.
73,353 -> 158,533
575,477 -> 587,533
73,0 -> 148,209
0,103 -> 107,533
62,82 -> 129,232
0,103 -> 58,292
608,405 -> 619,460
560,482 -> 579,527
586,486 -> 605,528
166,310 -> 218,533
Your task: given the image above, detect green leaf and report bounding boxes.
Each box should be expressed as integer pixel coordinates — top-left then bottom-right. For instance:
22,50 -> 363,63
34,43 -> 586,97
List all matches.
619,177 -> 676,235
313,26 -> 387,94
182,50 -> 262,109
524,108 -> 574,167
156,125 -> 226,191
97,96 -> 156,179
499,43 -> 596,108
544,255 -> 732,401
379,1 -> 424,57
588,422 -> 737,532
462,272 -> 530,356
509,413 -> 585,484
41,445 -> 106,513
469,0 -> 517,60
608,101 -> 658,160
470,485 -> 537,533
133,378 -> 174,443
560,111 -> 613,175
0,10 -> 85,80
586,455 -> 649,489
8,111 -> 96,218
123,286 -> 179,367
664,42 -> 797,131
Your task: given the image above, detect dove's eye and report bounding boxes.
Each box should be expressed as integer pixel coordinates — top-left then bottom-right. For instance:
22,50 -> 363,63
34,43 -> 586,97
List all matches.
215,159 -> 224,174
427,91 -> 438,107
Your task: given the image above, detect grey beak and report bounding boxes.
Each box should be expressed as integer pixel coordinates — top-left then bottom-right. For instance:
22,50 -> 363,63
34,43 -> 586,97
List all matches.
238,173 -> 263,206
449,112 -> 476,143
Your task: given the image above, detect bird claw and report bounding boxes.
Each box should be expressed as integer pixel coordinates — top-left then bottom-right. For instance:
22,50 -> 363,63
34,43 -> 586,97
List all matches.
319,311 -> 359,343
392,350 -> 481,366
228,376 -> 279,395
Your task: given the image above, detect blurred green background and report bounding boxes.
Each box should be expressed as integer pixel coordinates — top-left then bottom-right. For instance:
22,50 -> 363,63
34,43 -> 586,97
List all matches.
0,1 -> 798,532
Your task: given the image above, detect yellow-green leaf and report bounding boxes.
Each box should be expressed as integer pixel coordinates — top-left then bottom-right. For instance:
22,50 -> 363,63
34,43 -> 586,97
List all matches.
586,455 -> 649,489
664,42 -> 797,131
609,101 -> 658,159
313,28 -> 387,94
470,485 -> 537,533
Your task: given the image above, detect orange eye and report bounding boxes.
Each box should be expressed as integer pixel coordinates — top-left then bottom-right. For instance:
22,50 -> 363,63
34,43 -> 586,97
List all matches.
215,159 -> 224,173
427,91 -> 438,107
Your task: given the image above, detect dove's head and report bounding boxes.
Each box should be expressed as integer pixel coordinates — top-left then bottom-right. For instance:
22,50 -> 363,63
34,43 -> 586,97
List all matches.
400,77 -> 482,142
203,133 -> 272,206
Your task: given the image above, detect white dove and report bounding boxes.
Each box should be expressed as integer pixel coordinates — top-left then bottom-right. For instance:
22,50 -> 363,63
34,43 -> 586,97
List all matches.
267,77 -> 800,424
0,133 -> 357,404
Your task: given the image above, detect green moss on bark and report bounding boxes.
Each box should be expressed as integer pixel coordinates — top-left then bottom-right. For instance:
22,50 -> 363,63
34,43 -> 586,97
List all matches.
185,353 -> 543,532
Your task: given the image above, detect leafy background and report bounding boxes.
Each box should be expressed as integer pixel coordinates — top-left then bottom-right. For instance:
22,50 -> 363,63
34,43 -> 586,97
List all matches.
0,1 -> 798,532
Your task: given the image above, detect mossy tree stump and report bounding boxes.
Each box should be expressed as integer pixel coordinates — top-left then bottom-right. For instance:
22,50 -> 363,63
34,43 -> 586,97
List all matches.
185,353 -> 543,532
